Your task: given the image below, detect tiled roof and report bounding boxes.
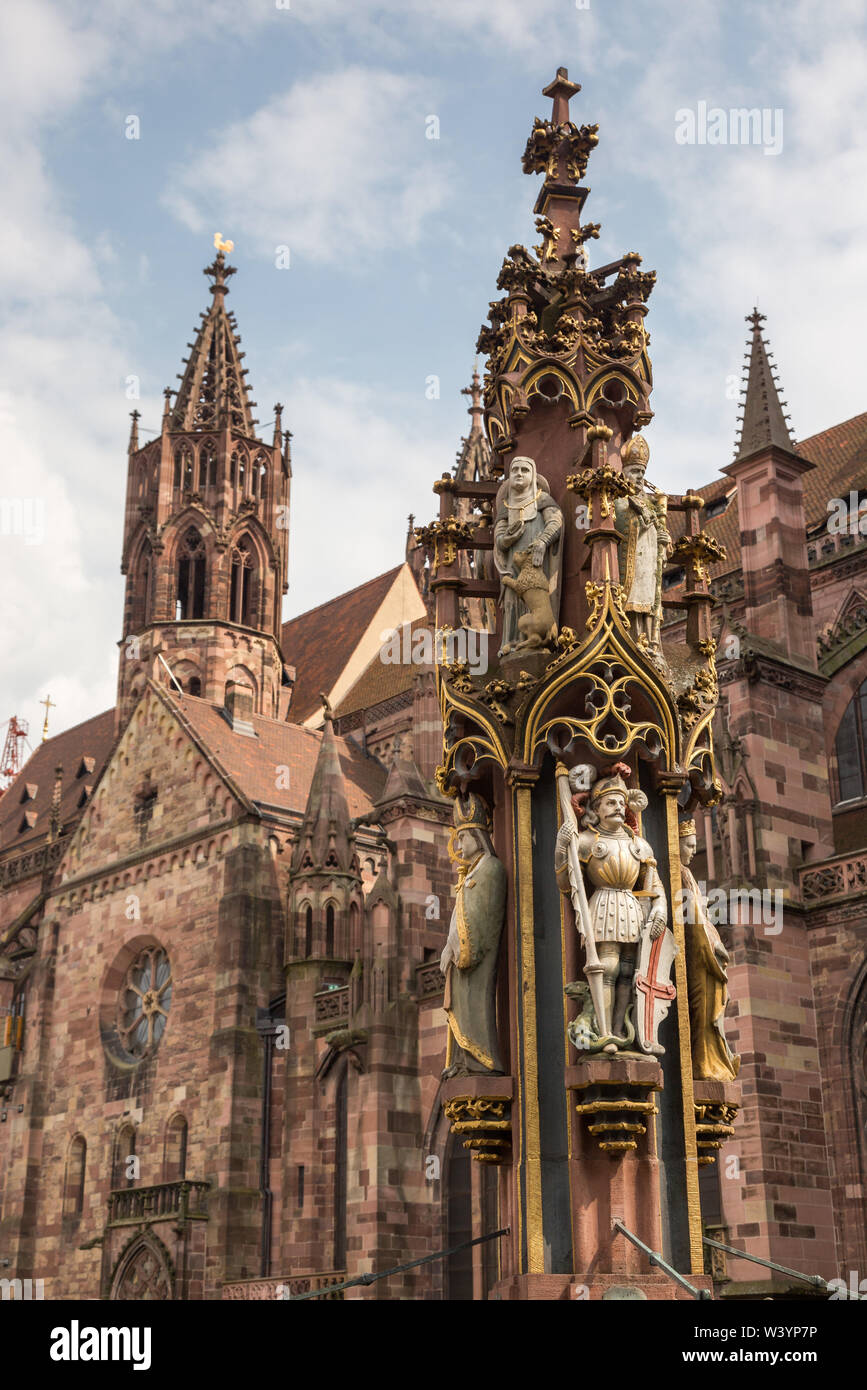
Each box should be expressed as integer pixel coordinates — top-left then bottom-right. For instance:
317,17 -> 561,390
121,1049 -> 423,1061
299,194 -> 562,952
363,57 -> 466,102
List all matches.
0,709 -> 116,854
281,566 -> 403,723
175,694 -> 385,819
668,410 -> 867,583
334,616 -> 430,718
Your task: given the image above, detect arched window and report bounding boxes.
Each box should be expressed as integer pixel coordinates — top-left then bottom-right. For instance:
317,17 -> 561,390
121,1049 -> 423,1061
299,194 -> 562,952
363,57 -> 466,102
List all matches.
253,452 -> 268,499
64,1136 -> 87,1218
136,543 -> 152,629
199,441 -> 217,492
112,1124 -> 137,1190
164,1115 -> 188,1182
834,680 -> 867,803
229,536 -> 255,627
174,445 -> 193,493
305,905 -> 313,958
325,904 -> 335,958
176,528 -> 206,619
188,676 -> 202,697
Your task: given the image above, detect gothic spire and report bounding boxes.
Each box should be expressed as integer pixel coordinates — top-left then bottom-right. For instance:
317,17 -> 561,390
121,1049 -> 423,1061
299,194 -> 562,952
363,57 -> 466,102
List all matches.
169,242 -> 258,435
461,364 -> 484,438
292,698 -> 354,874
733,308 -> 798,462
454,366 -> 492,485
522,66 -> 599,268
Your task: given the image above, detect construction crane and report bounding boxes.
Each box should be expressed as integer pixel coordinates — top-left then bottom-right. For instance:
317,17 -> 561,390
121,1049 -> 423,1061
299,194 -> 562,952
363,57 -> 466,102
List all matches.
0,716 -> 29,793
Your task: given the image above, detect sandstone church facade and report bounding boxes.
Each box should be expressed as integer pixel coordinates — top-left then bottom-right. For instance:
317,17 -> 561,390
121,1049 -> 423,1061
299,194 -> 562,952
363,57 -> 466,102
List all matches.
0,236 -> 866,1298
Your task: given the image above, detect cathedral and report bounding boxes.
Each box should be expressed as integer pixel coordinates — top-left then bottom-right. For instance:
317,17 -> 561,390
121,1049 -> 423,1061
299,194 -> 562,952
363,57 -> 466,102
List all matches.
1,69 -> 865,1302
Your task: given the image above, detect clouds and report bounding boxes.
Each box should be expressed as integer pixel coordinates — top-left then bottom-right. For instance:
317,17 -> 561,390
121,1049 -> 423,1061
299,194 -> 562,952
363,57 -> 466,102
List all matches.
282,375 -> 455,616
163,67 -> 453,265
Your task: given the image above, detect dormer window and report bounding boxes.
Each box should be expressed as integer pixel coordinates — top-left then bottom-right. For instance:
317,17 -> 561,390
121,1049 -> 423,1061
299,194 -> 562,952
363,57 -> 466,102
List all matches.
19,783 -> 37,803
18,811 -> 37,833
76,757 -> 95,779
77,786 -> 93,809
704,493 -> 732,519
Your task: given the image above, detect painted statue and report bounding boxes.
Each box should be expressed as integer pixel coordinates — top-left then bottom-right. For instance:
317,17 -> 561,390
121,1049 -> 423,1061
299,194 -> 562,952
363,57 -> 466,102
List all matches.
493,456 -> 563,657
678,820 -> 740,1082
613,435 -> 671,653
555,762 -> 676,1055
440,792 -> 507,1077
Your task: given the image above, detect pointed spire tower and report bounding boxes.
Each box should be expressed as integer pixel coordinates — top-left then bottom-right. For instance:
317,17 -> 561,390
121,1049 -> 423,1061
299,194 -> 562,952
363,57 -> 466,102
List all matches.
288,700 -> 361,962
733,308 -> 798,462
116,240 -> 291,731
723,307 -> 815,661
171,250 -> 257,434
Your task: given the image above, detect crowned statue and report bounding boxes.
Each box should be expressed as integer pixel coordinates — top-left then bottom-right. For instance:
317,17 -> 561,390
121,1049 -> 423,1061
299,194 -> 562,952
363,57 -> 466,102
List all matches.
613,435 -> 671,654
555,761 -> 677,1055
678,820 -> 740,1082
440,792 -> 507,1078
493,456 -> 563,657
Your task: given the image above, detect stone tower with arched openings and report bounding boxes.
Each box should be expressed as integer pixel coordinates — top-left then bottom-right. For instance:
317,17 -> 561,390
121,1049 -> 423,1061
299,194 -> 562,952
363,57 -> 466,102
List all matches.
116,246 -> 292,730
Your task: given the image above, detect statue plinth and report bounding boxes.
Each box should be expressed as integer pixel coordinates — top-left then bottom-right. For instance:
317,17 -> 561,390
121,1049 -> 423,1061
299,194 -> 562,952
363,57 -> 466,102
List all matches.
441,1075 -> 513,1166
567,1054 -> 662,1153
693,1078 -> 741,1165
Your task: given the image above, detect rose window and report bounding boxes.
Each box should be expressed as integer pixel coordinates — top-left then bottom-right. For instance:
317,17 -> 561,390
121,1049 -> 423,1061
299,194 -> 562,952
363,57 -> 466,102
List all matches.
118,947 -> 172,1059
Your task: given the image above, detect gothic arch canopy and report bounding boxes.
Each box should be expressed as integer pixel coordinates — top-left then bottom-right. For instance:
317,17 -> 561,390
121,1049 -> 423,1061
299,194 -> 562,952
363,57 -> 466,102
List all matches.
109,1229 -> 175,1302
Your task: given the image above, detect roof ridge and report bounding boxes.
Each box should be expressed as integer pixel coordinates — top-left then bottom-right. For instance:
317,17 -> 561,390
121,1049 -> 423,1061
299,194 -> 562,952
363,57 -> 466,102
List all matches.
282,564 -> 404,629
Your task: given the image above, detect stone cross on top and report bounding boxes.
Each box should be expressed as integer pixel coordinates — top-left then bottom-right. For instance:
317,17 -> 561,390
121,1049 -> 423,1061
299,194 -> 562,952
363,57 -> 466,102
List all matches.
542,66 -> 581,127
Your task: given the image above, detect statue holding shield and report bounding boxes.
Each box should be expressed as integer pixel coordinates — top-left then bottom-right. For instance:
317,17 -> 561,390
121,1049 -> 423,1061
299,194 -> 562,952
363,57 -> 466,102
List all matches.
555,762 -> 676,1055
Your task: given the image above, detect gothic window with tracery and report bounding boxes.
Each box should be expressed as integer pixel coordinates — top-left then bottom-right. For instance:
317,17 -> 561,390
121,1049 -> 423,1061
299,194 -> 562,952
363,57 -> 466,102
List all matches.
253,452 -> 268,499
174,445 -> 194,493
117,946 -> 173,1060
229,535 -> 255,626
199,441 -> 217,492
135,544 -> 153,629
114,1240 -> 172,1301
833,680 -> 867,803
176,527 -> 206,619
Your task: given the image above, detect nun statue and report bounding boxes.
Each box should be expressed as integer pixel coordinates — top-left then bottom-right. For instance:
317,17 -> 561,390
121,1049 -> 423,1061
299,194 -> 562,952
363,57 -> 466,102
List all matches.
493,456 -> 563,657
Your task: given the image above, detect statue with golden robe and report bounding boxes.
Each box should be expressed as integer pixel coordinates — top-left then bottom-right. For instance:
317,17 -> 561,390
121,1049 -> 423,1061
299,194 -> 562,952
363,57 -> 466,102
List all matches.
440,792 -> 507,1077
678,820 -> 740,1082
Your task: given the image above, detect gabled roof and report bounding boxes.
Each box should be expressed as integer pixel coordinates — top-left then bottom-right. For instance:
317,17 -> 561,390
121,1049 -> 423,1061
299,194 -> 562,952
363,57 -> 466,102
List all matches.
175,693 -> 385,818
335,616 -> 430,719
0,709 -> 116,854
282,564 -> 427,725
668,410 -> 867,583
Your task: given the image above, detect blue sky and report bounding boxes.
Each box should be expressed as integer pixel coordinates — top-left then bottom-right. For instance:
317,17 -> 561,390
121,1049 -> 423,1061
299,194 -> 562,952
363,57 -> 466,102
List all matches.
1,0 -> 866,742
